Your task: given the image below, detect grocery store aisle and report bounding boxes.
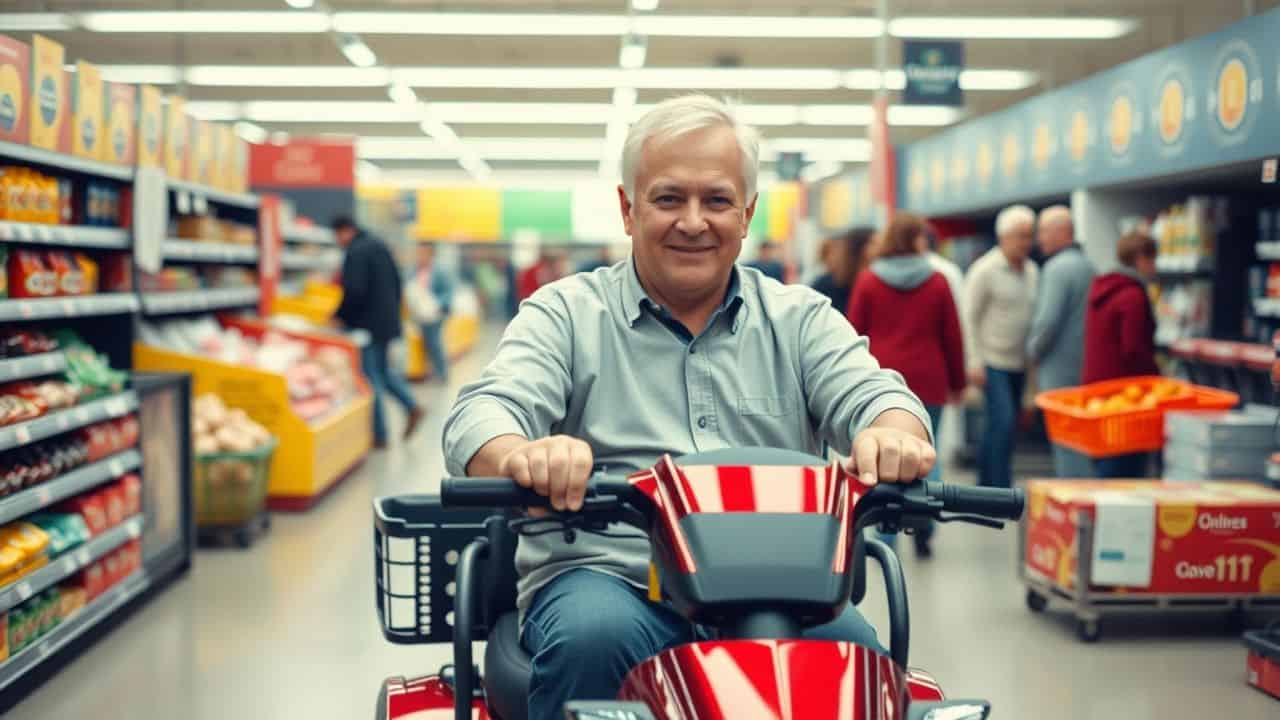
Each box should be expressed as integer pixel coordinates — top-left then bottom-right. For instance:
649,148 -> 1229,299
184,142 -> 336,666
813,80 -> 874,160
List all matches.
8,322 -> 1274,720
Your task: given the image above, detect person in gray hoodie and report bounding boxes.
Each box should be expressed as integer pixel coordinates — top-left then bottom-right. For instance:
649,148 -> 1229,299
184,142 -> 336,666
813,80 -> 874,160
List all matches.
1026,205 -> 1096,477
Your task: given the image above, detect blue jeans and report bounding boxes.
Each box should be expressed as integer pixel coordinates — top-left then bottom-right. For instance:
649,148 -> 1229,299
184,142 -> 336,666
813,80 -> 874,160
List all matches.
521,568 -> 883,720
1095,453 -> 1149,478
419,320 -> 449,383
980,368 -> 1025,488
360,339 -> 419,443
1051,443 -> 1095,478
878,403 -> 943,548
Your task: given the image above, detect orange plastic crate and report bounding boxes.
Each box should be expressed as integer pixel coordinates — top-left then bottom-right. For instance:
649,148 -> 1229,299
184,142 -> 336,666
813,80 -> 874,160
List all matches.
1035,376 -> 1239,458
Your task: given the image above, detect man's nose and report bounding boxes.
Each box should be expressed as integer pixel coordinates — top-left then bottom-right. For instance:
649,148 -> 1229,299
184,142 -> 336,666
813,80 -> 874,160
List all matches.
676,199 -> 710,236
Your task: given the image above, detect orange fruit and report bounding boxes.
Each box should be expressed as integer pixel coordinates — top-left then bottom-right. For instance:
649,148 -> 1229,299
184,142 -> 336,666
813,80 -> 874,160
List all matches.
1123,384 -> 1144,401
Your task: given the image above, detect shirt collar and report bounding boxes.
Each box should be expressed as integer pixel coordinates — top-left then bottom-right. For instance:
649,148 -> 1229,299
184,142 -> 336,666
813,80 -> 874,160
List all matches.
621,254 -> 745,329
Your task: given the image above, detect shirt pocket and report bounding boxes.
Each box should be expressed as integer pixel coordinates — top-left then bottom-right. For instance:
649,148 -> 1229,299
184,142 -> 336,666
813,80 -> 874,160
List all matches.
737,395 -> 796,416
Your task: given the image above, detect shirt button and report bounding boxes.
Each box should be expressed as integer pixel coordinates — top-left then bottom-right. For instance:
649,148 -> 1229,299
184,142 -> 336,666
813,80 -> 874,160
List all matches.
689,345 -> 697,354
697,416 -> 708,429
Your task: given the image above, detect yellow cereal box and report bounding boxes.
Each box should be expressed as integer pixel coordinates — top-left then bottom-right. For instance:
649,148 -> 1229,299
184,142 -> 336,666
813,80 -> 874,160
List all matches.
103,82 -> 135,165
136,85 -> 162,168
163,94 -> 188,179
192,119 -> 213,185
0,35 -> 30,145
28,35 -> 68,152
71,61 -> 104,160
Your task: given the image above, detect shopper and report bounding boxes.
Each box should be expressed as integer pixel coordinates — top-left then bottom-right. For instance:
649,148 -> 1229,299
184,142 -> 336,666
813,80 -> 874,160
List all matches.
332,216 -> 424,449
576,246 -> 615,274
963,205 -> 1039,488
1026,205 -> 1096,477
1083,231 -> 1160,477
848,212 -> 965,558
443,94 -> 935,720
517,248 -> 570,301
408,242 -> 456,385
746,240 -> 786,282
809,228 -> 875,317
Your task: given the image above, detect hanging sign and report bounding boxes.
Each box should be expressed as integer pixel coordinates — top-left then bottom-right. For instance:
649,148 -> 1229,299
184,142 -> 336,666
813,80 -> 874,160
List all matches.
902,40 -> 965,106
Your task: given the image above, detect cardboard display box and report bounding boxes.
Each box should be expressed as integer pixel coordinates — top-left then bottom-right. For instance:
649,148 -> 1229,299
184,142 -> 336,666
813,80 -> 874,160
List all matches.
1164,441 -> 1270,479
0,35 -> 30,144
191,119 -> 213,185
137,85 -> 162,168
1166,410 -> 1277,451
28,34 -> 69,153
71,61 -> 103,160
1025,479 -> 1280,596
104,81 -> 135,166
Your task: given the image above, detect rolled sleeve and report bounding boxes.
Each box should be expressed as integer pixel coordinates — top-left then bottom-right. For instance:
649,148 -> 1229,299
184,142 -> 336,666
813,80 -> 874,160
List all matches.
442,399 -> 531,476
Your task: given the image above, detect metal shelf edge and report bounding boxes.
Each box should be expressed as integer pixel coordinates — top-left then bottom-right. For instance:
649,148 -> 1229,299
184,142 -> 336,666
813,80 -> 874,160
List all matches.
0,449 -> 143,527
0,352 -> 67,384
0,515 -> 145,615
0,140 -> 133,182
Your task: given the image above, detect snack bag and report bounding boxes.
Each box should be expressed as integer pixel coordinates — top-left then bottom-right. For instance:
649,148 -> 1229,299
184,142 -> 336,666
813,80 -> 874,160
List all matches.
8,249 -> 57,298
101,484 -> 125,527
73,252 -> 98,294
58,493 -> 108,536
47,251 -> 85,296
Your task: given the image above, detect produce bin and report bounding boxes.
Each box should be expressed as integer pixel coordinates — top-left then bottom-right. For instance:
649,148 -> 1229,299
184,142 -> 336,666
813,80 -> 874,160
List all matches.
1036,376 -> 1239,458
194,440 -> 276,528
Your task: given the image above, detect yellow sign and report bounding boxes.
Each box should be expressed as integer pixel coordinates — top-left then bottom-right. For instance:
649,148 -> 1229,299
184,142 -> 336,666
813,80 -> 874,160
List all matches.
1032,123 -> 1052,170
1069,111 -> 1090,163
29,35 -> 66,152
416,187 -> 501,241
1108,95 -> 1134,155
819,178 -> 853,230
930,154 -> 946,196
767,183 -> 800,241
1001,132 -> 1021,179
976,141 -> 994,185
1158,79 -> 1185,144
950,150 -> 970,191
137,85 -> 163,168
1217,58 -> 1247,131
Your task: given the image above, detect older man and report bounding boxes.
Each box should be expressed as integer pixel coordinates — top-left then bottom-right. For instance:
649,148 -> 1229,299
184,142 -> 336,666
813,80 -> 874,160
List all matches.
1026,205 -> 1096,477
963,205 -> 1038,489
443,94 -> 934,720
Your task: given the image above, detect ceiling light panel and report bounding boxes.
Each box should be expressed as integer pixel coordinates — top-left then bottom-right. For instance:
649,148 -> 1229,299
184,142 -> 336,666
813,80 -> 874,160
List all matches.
78,11 -> 333,33
889,16 -> 1136,39
334,12 -> 630,36
0,14 -> 74,31
187,66 -> 389,87
630,15 -> 882,38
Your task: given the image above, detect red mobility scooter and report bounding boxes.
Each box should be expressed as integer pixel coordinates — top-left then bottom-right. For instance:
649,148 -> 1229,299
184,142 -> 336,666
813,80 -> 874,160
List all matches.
373,447 -> 1024,720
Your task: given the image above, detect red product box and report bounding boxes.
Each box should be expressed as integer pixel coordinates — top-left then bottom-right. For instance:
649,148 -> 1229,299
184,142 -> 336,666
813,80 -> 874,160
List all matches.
58,493 -> 108,536
119,473 -> 141,518
0,35 -> 30,145
100,484 -> 125,528
73,560 -> 107,601
79,423 -> 112,462
8,250 -> 57,298
1246,628 -> 1280,699
116,415 -> 140,449
1025,480 -> 1280,596
101,551 -> 121,589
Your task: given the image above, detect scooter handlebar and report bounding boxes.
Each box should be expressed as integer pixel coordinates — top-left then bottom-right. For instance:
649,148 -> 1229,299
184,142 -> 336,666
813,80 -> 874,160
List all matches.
923,481 -> 1025,521
440,474 -> 637,509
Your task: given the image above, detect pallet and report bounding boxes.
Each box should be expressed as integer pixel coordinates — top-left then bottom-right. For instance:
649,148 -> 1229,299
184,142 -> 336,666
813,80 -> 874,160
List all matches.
197,511 -> 271,549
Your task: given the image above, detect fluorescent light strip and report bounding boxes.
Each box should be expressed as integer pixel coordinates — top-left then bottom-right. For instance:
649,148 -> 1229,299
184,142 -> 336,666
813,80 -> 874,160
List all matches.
187,65 -> 388,86
335,12 -> 630,36
0,13 -> 74,31
78,11 -> 333,33
357,136 -> 870,162
99,65 -> 183,85
889,16 -> 1136,39
631,15 -> 882,38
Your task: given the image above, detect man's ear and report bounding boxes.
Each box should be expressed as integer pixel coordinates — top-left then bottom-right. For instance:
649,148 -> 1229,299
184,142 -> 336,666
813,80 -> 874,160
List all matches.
742,193 -> 759,238
617,185 -> 635,237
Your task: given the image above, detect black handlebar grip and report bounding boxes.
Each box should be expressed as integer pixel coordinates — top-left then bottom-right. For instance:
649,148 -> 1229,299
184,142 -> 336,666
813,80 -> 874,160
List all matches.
925,482 -> 1025,521
440,477 -> 548,508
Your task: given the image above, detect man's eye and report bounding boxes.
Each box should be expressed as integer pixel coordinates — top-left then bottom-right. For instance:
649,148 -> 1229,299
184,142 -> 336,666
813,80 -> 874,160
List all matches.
708,197 -> 732,207
655,195 -> 680,204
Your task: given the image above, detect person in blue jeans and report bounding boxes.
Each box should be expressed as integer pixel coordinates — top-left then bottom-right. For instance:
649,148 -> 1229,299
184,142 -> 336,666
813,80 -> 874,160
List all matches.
961,205 -> 1039,489
411,242 -> 455,384
333,217 -> 423,449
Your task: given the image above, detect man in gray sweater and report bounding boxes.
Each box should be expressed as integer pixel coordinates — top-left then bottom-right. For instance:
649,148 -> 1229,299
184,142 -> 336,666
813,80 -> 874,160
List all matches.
1026,205 -> 1096,477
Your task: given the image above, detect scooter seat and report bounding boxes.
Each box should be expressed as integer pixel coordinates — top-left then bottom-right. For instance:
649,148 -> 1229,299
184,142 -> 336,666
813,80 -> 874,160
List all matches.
484,611 -> 532,720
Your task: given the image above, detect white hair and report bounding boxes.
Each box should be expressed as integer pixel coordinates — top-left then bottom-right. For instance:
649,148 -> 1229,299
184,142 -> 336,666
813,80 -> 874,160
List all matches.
1038,204 -> 1073,229
621,94 -> 761,202
995,204 -> 1036,238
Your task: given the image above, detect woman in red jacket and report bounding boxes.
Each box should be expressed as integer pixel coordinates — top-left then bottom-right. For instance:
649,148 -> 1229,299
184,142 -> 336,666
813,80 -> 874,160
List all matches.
1082,231 -> 1159,477
848,213 -> 966,557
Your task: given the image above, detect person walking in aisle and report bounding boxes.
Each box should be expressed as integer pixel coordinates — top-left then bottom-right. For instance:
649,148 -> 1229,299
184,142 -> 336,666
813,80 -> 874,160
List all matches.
848,213 -> 965,557
444,94 -> 935,720
332,216 -> 423,449
746,240 -> 786,282
963,205 -> 1039,488
407,242 -> 456,385
1025,205 -> 1096,477
809,228 -> 876,317
1083,231 -> 1160,478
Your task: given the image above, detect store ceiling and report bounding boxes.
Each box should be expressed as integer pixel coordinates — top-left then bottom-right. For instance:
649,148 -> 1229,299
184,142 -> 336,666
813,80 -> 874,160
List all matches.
3,0 -> 1277,184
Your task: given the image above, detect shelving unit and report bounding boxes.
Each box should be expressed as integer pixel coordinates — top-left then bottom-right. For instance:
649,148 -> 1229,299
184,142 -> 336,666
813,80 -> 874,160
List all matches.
0,294 -> 141,323
0,353 -> 67,384
0,515 -> 143,614
138,287 -> 262,316
161,239 -> 259,264
0,391 -> 138,453
167,179 -> 260,210
0,223 -> 130,251
0,140 -> 132,182
0,450 -> 142,526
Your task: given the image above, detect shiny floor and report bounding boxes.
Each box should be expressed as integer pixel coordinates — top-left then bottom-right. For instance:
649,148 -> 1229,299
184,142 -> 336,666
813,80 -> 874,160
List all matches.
9,324 -> 1276,720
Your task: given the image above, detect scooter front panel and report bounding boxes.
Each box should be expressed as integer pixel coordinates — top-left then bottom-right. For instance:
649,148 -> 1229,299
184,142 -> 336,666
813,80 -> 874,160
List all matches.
380,675 -> 491,720
618,640 -> 908,720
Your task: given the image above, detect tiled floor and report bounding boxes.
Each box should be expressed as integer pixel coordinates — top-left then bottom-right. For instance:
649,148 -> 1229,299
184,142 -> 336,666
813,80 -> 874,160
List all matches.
7,324 -> 1275,719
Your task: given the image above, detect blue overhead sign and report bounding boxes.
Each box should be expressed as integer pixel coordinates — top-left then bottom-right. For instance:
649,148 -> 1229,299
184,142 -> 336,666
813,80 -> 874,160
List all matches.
897,8 -> 1280,216
902,40 -> 964,106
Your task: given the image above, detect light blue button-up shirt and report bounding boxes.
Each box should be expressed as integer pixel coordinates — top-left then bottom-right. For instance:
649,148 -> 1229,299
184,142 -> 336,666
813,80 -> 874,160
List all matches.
443,257 -> 931,611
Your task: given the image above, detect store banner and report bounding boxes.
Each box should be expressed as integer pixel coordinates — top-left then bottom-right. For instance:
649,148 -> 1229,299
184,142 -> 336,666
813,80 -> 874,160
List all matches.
250,138 -> 355,225
416,187 -> 501,241
902,40 -> 965,107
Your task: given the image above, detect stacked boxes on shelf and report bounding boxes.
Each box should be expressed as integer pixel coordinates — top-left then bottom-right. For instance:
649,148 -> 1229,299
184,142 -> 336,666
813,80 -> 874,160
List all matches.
1163,408 -> 1277,484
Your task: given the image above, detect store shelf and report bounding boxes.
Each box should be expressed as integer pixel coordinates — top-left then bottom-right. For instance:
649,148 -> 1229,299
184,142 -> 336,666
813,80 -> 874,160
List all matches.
0,450 -> 142,527
1257,242 -> 1280,261
0,515 -> 143,614
1155,256 -> 1214,275
0,222 -> 130,250
139,287 -> 262,316
280,250 -> 338,271
0,391 -> 138,455
0,569 -> 148,693
1254,297 -> 1280,318
0,352 -> 66,384
162,239 -> 260,264
283,225 -> 335,245
0,294 -> 140,323
167,179 -> 259,210
0,139 -> 132,182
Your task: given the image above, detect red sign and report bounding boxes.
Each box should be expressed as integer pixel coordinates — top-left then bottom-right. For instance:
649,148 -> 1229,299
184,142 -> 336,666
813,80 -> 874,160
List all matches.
868,96 -> 897,223
249,138 -> 355,188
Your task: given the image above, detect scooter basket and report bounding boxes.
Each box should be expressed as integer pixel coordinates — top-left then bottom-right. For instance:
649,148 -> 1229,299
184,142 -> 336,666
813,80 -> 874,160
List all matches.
373,494 -> 492,644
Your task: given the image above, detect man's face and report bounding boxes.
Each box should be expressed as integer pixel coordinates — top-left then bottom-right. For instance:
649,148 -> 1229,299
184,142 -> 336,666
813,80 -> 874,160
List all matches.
335,226 -> 355,247
1037,220 -> 1071,256
618,124 -> 756,305
1000,222 -> 1035,263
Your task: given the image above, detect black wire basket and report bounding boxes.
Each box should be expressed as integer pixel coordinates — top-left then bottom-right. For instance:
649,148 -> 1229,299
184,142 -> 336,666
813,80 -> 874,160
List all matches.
373,494 -> 492,645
